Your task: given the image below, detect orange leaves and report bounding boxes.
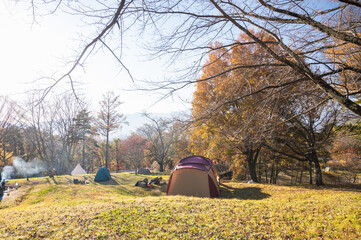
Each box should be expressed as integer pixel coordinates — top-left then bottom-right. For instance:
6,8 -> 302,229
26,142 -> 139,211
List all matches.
190,31 -> 288,159
324,33 -> 361,91
325,39 -> 361,67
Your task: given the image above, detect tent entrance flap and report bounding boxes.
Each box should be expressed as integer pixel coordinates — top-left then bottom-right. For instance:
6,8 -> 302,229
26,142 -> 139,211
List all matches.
168,169 -> 210,197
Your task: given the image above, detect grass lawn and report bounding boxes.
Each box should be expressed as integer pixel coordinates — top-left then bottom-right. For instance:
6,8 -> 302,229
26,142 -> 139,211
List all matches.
0,172 -> 360,239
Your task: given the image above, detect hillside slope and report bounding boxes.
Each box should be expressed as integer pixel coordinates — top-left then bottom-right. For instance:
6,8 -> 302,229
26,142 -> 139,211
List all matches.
0,172 -> 360,239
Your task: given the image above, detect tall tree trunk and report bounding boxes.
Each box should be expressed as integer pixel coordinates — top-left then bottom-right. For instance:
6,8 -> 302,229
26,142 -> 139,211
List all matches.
270,161 -> 275,184
299,165 -> 303,184
273,162 -> 279,184
158,160 -> 164,172
309,160 -> 313,185
308,149 -> 324,186
258,158 -> 262,183
82,138 -> 86,168
105,129 -> 109,169
264,165 -> 268,183
246,146 -> 261,183
116,157 -> 120,173
311,151 -> 324,186
248,157 -> 258,182
314,160 -> 324,186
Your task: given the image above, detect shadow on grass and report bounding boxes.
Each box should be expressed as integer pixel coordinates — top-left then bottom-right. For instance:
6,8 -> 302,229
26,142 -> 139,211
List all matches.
133,183 -> 168,194
291,183 -> 361,193
158,184 -> 168,193
82,175 -> 96,182
326,183 -> 361,192
220,184 -> 271,200
47,177 -> 58,185
95,178 -> 119,185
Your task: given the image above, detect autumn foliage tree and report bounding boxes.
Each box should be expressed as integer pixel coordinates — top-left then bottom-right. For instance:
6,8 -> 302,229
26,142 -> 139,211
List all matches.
190,32 -> 300,182
329,121 -> 361,183
111,139 -> 127,171
120,134 -> 148,174
190,29 -> 344,185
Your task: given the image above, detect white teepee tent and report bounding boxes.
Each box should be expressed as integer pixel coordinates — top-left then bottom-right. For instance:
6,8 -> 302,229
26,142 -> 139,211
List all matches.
71,163 -> 87,175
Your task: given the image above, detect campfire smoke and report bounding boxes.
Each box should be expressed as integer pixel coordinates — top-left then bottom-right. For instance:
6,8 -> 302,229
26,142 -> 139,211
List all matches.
1,157 -> 46,180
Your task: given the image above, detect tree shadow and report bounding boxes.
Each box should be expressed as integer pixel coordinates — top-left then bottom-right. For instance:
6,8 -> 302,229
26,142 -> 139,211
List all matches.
326,183 -> 361,193
291,183 -> 361,193
81,175 -> 96,182
94,178 -> 119,185
220,183 -> 271,200
46,177 -> 58,185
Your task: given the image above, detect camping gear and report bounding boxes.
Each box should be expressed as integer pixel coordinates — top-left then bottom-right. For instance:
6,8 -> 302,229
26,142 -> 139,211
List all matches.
71,163 -> 87,175
0,181 -> 20,202
135,178 -> 148,187
94,167 -> 111,182
167,156 -> 220,198
73,179 -> 88,184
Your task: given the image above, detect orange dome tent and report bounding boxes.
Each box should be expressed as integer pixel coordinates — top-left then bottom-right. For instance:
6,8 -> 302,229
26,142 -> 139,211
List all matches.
167,156 -> 220,198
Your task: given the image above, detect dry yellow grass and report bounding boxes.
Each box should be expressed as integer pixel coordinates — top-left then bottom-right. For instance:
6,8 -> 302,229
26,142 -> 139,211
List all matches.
0,172 -> 360,239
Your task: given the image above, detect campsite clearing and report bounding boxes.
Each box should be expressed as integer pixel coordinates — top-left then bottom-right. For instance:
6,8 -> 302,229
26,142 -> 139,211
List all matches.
0,172 -> 360,239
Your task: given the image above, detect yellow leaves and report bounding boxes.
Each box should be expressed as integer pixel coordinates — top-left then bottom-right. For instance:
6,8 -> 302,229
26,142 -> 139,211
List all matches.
0,143 -> 14,166
190,31 -> 291,158
324,33 -> 361,68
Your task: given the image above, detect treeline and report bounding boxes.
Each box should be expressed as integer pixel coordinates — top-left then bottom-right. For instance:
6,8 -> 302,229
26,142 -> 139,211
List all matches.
0,92 -> 191,176
1,32 -> 361,185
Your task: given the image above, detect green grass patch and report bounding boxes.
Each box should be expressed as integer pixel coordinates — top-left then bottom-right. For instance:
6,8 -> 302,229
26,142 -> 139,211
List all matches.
0,172 -> 360,239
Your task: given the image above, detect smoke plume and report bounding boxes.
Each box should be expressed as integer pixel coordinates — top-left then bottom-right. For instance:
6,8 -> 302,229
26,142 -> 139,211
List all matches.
1,157 -> 46,180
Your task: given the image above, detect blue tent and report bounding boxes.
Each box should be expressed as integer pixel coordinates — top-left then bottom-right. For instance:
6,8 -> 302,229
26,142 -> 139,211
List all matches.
94,167 -> 111,182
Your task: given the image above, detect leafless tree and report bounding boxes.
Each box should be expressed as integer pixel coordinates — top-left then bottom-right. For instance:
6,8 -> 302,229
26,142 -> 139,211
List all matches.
0,97 -> 22,167
23,93 -> 60,171
138,113 -> 179,172
22,92 -> 87,174
95,91 -> 126,169
54,93 -> 86,173
24,1 -> 360,117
